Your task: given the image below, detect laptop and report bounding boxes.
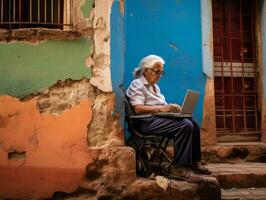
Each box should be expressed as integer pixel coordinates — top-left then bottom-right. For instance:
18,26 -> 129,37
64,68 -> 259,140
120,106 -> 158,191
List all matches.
155,89 -> 200,118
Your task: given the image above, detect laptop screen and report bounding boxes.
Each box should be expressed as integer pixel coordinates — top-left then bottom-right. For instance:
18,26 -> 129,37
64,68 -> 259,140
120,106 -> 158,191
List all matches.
180,90 -> 200,114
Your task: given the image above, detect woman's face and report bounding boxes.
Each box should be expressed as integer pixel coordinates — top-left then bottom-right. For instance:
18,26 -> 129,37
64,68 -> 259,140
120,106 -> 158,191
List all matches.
144,62 -> 164,85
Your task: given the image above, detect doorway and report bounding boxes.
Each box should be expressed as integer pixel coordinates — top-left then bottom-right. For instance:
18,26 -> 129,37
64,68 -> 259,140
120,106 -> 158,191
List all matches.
212,0 -> 261,142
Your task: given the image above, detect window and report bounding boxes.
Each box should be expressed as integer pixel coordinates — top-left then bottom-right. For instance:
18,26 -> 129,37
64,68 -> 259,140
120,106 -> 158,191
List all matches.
0,0 -> 73,30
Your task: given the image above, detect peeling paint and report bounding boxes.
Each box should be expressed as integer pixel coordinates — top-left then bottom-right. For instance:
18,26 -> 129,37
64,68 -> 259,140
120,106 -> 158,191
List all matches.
89,0 -> 113,92
32,79 -> 95,115
119,0 -> 125,15
0,39 -> 93,98
81,0 -> 94,18
21,77 -> 123,147
169,43 -> 178,51
87,92 -> 124,147
0,95 -> 93,166
201,78 -> 217,146
0,0 -> 126,199
8,150 -> 26,159
0,95 -> 94,199
0,147 -> 135,199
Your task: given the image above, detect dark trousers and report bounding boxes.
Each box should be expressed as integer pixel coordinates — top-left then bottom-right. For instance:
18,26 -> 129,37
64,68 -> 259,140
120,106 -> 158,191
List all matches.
132,116 -> 201,166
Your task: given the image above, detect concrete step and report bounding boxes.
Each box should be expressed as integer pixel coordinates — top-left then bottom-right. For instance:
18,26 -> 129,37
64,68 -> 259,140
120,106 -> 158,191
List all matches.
206,163 -> 266,189
127,175 -> 221,200
221,187 -> 266,200
202,142 -> 266,163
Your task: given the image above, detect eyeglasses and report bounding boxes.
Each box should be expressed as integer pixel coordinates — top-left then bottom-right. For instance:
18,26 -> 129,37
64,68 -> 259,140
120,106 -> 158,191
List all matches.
148,68 -> 165,76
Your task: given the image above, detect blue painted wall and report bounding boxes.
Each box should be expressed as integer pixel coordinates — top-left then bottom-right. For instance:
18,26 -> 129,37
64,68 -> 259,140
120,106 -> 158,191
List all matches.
111,0 -> 125,116
124,0 -> 206,124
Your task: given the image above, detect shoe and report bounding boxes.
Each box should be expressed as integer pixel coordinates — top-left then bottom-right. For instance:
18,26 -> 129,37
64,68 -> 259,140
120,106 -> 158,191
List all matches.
169,166 -> 206,183
191,163 -> 212,175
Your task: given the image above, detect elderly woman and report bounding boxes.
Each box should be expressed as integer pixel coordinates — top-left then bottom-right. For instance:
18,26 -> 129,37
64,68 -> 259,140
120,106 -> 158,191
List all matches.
126,55 -> 210,182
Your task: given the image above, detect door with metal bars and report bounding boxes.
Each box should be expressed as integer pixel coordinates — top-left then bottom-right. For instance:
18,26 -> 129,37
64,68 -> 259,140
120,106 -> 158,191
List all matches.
212,0 -> 261,142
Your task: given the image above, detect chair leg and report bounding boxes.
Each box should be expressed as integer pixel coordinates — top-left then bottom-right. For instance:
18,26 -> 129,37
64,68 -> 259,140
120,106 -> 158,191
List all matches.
149,136 -> 164,163
130,134 -> 173,177
136,153 -> 151,177
158,137 -> 171,166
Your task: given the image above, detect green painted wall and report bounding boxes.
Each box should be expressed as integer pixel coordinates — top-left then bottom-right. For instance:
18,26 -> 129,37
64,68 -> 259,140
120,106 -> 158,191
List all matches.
81,0 -> 94,18
0,39 -> 92,98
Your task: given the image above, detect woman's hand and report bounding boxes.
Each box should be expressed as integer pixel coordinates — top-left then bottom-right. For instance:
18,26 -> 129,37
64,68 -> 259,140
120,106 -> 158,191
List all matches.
133,104 -> 181,114
169,103 -> 181,112
157,104 -> 181,113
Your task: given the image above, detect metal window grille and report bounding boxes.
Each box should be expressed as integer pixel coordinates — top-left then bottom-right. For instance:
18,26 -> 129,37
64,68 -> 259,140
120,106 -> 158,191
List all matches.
0,0 -> 73,29
212,0 -> 261,141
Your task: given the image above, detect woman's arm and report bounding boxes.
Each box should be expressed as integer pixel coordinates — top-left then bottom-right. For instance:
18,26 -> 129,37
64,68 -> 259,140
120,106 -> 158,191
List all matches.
133,104 -> 181,114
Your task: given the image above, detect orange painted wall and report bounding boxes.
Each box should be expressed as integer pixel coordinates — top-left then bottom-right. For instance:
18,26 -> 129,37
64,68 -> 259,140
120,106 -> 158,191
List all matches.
0,96 -> 93,199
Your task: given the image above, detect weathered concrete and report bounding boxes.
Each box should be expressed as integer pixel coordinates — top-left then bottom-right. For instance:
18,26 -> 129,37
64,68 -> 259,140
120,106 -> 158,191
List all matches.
121,177 -> 220,200
222,187 -> 266,200
0,95 -> 93,199
50,174 -> 221,200
202,143 -> 266,163
0,139 -> 221,200
81,0 -> 94,19
32,79 -> 95,115
207,162 -> 266,189
0,78 -> 124,198
0,28 -> 91,42
87,92 -> 124,147
201,78 -> 217,146
89,0 -> 113,92
27,78 -> 123,147
207,162 -> 266,199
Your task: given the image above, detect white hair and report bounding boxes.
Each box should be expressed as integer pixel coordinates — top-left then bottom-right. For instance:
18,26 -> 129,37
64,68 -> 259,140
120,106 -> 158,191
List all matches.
133,55 -> 165,78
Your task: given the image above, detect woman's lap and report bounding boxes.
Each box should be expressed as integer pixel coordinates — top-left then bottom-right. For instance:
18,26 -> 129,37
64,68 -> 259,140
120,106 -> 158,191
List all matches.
132,116 -> 196,136
132,115 -> 201,165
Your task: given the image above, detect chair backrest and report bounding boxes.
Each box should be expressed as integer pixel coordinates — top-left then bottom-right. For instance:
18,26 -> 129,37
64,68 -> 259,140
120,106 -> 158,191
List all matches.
125,95 -> 136,117
120,86 -> 136,118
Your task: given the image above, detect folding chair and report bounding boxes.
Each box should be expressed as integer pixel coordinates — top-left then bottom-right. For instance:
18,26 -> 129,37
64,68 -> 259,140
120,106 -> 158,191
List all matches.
123,90 -> 172,177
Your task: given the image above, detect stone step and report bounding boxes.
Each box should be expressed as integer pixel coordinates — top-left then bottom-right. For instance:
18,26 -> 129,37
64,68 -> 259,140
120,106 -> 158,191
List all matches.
202,142 -> 266,163
206,163 -> 266,189
221,187 -> 266,200
127,175 -> 221,200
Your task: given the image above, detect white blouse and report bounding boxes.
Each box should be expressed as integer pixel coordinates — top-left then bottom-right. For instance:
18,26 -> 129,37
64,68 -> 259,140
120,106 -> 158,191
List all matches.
126,75 -> 167,106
